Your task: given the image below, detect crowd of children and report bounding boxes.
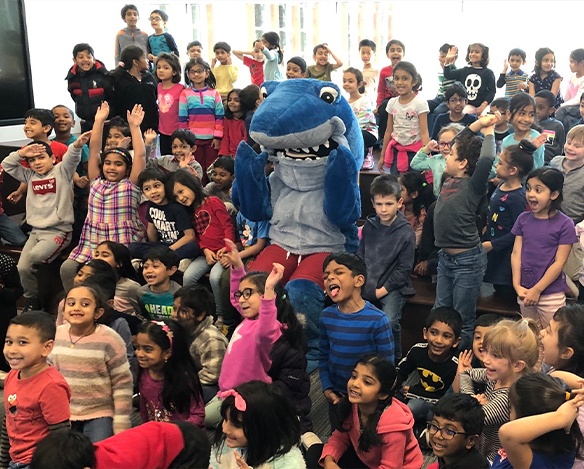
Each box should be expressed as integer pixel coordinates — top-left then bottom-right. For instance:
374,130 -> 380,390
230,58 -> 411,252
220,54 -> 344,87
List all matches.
4,2 -> 584,468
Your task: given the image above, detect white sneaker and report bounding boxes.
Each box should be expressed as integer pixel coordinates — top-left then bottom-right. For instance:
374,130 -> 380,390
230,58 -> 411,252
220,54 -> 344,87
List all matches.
361,148 -> 374,170
300,431 -> 322,450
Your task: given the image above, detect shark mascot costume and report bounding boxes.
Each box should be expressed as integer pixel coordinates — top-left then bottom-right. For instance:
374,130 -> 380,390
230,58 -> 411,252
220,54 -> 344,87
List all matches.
234,79 -> 364,371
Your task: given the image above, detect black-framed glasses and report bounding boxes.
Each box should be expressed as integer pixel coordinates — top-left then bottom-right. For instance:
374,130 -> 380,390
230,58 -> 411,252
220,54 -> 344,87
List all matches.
427,422 -> 467,440
233,288 -> 258,300
188,69 -> 206,75
438,141 -> 452,148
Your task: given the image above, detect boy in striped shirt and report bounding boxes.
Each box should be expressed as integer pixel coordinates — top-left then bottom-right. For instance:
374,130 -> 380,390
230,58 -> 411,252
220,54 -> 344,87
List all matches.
319,252 -> 394,407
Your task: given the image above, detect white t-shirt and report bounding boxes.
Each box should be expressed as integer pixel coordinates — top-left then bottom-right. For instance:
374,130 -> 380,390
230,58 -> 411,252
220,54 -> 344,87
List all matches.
386,95 -> 429,145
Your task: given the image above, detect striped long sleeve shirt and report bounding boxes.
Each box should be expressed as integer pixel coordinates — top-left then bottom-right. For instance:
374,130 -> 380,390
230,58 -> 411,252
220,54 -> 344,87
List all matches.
178,86 -> 224,141
319,301 -> 394,394
50,324 -> 133,434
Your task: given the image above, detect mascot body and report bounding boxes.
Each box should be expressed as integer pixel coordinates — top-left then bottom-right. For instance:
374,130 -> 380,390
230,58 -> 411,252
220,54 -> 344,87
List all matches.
234,79 -> 364,370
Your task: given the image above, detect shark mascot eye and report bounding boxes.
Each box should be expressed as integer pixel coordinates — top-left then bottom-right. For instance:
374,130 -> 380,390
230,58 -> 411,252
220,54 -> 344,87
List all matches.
232,79 -> 364,370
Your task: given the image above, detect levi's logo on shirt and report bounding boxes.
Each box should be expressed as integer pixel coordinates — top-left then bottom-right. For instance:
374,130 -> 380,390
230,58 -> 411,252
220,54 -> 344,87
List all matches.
31,178 -> 56,195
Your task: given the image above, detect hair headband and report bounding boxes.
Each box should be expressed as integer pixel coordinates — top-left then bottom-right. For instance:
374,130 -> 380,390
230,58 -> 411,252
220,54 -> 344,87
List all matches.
152,321 -> 173,349
104,148 -> 132,164
218,389 -> 246,411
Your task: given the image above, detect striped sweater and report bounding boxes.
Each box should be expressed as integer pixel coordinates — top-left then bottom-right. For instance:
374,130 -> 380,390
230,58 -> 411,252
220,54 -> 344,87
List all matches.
178,86 -> 224,141
49,324 -> 133,434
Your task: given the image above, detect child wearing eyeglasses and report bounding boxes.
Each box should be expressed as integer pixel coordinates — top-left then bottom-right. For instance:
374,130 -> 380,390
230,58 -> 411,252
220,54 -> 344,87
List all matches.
203,239 -> 286,427
427,393 -> 489,469
431,83 -> 477,140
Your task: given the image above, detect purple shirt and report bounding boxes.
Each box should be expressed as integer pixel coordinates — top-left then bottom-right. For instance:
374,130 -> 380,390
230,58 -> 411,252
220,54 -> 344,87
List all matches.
511,211 -> 577,295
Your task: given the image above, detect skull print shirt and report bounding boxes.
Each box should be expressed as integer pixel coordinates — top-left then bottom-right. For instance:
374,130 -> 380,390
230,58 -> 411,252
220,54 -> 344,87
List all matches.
443,65 -> 496,108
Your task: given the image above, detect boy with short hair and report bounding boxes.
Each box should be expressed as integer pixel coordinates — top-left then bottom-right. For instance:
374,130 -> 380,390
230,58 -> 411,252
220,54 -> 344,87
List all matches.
146,9 -> 179,62
172,286 -> 227,403
66,43 -> 114,132
129,167 -> 197,261
205,156 -> 234,203
550,124 -> 584,296
2,133 -> 90,311
397,307 -> 461,424
535,90 -> 566,163
427,43 -> 458,133
358,39 -> 378,97
357,173 -> 416,359
212,42 -> 238,101
186,41 -> 203,59
233,40 -> 265,87
306,43 -> 343,81
139,246 -> 181,320
115,4 -> 149,65
489,97 -> 512,155
319,252 -> 394,406
496,48 -> 529,98
431,82 -> 478,139
426,393 -> 488,469
149,128 -> 203,179
1,311 -> 71,468
376,39 -> 405,141
472,314 -> 503,367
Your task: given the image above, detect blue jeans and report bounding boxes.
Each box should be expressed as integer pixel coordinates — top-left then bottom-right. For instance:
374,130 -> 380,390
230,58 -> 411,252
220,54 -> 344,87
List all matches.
0,214 -> 27,246
379,290 -> 407,360
9,462 -> 29,469
407,397 -> 433,423
435,245 -> 487,351
71,417 -> 113,443
183,257 -> 225,314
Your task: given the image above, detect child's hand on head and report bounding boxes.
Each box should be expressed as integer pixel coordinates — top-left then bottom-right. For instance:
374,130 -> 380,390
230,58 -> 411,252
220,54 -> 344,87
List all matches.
95,101 -> 110,122
19,144 -> 46,158
127,104 -> 145,127
144,128 -> 157,146
222,239 -> 244,269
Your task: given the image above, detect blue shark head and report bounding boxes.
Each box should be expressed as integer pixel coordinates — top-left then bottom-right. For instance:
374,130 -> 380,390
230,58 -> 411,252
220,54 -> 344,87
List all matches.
250,79 -> 364,168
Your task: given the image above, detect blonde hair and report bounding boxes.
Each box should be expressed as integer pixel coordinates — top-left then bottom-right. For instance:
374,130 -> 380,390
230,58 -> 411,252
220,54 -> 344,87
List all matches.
567,124 -> 584,145
437,123 -> 465,139
482,319 -> 539,373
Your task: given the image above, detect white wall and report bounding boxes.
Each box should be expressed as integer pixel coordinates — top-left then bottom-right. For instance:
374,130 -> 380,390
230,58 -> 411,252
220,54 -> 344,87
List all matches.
1,0 -> 582,142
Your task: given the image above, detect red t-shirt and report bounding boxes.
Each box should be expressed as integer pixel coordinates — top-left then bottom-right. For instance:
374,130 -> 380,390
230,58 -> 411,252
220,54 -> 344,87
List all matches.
4,366 -> 71,464
243,56 -> 265,87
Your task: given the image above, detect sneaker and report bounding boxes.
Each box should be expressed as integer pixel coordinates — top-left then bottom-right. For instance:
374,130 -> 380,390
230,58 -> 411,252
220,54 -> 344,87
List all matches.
361,148 -> 374,170
131,258 -> 143,272
300,431 -> 322,450
22,297 -> 41,313
417,428 -> 431,450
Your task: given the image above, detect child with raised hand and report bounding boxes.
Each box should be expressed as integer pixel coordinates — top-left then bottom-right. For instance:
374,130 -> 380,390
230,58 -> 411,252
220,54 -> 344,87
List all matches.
443,44 -> 496,116
146,9 -> 179,62
129,167 -> 197,261
180,58 -> 224,177
529,47 -> 563,109
219,89 -> 247,157
172,285 -> 228,404
378,61 -> 430,175
93,240 -> 142,316
2,129 -> 91,312
210,381 -> 305,468
60,102 -> 147,291
492,373 -> 584,469
260,31 -> 284,81
233,40 -> 265,87
411,123 -> 464,197
50,284 -> 133,442
427,393 -> 489,469
343,67 -> 378,170
111,45 -> 158,134
212,42 -> 239,101
136,319 -> 204,427
494,93 -> 546,176
167,169 -> 234,323
155,53 -> 184,156
458,319 -> 539,462
512,168 -> 578,329
483,141 -> 534,299
399,171 -> 436,248
497,48 -> 529,98
307,43 -> 343,81
433,112 -> 500,351
319,355 -> 423,469
150,128 -> 203,179
204,240 -> 285,427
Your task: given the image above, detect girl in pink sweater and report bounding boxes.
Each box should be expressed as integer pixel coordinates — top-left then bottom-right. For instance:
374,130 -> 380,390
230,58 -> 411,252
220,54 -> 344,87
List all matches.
320,354 -> 423,469
204,238 -> 285,427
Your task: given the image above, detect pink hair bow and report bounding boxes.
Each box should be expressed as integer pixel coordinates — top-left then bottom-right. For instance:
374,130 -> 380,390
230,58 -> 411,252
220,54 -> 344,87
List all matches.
218,389 -> 247,411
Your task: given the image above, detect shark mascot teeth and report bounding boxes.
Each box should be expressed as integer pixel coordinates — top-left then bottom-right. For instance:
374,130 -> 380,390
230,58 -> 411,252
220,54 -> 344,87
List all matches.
233,79 -> 364,371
